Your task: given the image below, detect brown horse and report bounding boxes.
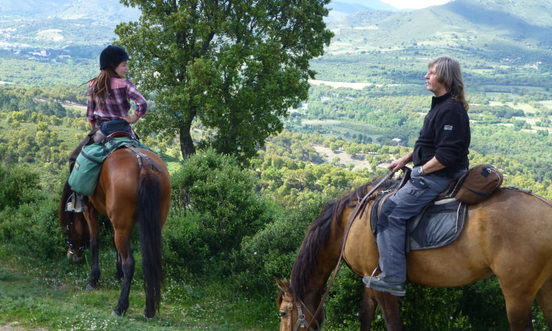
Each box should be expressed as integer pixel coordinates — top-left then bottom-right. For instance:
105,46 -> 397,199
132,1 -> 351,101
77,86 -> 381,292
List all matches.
59,147 -> 171,318
277,175 -> 552,330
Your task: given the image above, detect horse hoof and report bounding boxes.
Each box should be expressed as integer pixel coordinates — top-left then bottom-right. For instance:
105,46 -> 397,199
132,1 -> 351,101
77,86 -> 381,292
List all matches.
144,310 -> 155,319
86,282 -> 99,290
112,308 -> 125,317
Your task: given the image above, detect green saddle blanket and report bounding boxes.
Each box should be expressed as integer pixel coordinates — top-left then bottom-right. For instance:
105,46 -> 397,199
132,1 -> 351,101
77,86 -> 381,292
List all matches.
68,137 -> 150,196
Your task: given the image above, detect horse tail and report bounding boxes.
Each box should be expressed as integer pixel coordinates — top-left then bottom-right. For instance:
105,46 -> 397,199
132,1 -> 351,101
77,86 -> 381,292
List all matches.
137,166 -> 163,317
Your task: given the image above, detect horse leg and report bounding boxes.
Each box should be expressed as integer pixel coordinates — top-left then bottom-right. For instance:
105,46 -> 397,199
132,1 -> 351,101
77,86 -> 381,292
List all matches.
112,230 -> 134,317
360,287 -> 377,331
114,241 -> 123,281
536,276 -> 552,329
83,207 -> 100,290
373,290 -> 403,331
500,280 -> 536,331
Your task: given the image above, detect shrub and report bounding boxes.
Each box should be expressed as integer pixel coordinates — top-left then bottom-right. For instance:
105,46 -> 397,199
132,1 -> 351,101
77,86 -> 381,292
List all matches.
237,193 -> 330,292
0,164 -> 65,259
0,195 -> 66,259
0,163 -> 40,211
164,149 -> 273,277
324,267 -> 369,330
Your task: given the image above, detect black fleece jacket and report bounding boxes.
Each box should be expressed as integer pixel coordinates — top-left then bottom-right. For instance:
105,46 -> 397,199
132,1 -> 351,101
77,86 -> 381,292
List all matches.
412,92 -> 470,177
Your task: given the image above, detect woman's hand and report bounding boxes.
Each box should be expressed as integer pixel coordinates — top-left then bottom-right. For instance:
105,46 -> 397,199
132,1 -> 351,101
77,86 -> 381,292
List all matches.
387,151 -> 413,173
387,158 -> 407,173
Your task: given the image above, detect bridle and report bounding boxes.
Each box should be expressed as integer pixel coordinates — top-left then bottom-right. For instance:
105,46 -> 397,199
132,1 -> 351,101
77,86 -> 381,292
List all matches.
65,219 -> 86,256
282,297 -> 324,331
294,300 -> 323,331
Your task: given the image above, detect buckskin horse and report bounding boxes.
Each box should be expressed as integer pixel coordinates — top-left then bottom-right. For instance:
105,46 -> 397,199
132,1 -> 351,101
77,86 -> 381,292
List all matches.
276,173 -> 552,330
59,146 -> 171,318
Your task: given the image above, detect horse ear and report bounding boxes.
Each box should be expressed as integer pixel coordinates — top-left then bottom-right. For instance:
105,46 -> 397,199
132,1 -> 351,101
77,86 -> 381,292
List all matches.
275,277 -> 289,292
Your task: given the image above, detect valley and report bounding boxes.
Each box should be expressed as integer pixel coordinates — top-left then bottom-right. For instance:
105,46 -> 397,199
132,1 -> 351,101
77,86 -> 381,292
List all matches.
0,1 -> 551,330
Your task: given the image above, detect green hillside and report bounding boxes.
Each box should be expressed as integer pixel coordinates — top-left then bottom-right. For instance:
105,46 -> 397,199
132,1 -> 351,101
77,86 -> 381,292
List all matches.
0,0 -> 140,21
317,0 -> 552,91
1,1 -> 552,330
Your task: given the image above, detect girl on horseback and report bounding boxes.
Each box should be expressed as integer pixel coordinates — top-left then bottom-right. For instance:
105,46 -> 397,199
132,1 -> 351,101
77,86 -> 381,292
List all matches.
66,45 -> 148,212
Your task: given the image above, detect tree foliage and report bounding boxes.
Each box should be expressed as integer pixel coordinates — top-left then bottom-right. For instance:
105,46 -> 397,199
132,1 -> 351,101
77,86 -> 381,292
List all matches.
115,0 -> 333,164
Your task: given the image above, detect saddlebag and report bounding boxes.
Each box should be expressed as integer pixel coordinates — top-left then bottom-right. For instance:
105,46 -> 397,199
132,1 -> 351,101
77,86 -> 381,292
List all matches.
68,137 -> 150,196
453,164 -> 503,204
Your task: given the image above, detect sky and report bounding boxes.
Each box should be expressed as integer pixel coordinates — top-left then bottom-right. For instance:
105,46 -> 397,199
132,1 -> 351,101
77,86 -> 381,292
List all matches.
381,0 -> 451,9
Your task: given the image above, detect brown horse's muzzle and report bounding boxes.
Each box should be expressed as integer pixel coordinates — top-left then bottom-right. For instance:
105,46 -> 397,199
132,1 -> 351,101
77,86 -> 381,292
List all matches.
67,249 -> 85,264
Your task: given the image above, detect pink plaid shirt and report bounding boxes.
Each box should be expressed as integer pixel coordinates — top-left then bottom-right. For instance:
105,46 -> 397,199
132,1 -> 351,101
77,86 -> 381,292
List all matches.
86,78 -> 147,124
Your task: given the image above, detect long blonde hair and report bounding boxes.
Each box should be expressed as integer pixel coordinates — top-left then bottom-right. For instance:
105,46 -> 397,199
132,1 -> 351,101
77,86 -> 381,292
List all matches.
429,56 -> 469,111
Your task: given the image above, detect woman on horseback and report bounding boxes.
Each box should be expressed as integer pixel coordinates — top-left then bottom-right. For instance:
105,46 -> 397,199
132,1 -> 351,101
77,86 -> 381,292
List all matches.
365,56 -> 471,296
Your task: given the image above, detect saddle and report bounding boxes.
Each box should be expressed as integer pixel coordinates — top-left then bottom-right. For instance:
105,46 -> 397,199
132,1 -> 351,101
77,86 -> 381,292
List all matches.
370,193 -> 468,251
369,170 -> 469,251
368,164 -> 502,248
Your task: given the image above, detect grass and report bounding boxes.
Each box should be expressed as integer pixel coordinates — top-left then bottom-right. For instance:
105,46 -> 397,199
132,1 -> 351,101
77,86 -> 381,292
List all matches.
0,244 -> 278,330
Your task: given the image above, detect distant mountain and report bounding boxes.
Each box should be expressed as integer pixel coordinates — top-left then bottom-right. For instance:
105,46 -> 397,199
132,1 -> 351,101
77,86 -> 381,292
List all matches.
0,0 -> 72,17
327,0 -> 552,51
1,0 -> 551,89
445,0 -> 552,27
443,0 -> 552,31
328,0 -> 396,23
0,0 -> 139,22
0,0 -> 141,62
332,0 -> 397,11
313,0 -> 552,90
329,2 -> 373,14
56,0 -> 140,22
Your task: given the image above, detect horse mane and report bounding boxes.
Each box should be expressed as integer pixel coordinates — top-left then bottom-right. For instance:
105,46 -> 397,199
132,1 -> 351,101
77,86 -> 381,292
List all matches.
289,175 -> 397,300
59,180 -> 74,229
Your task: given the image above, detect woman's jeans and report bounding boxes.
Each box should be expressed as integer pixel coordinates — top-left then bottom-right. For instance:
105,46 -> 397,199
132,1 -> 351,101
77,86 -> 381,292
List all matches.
376,169 -> 466,284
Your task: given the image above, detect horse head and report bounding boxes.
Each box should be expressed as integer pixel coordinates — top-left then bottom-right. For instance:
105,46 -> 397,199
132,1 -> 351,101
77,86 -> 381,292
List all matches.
64,212 -> 89,263
276,278 -> 323,331
59,181 -> 89,263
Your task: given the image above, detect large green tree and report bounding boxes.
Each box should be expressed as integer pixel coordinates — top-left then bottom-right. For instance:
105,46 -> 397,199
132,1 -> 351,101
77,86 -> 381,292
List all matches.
116,0 -> 333,163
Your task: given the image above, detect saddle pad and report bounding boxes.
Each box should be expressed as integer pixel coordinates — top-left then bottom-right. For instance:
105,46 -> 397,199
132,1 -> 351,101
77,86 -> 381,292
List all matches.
68,137 -> 150,196
407,199 -> 467,251
370,195 -> 467,251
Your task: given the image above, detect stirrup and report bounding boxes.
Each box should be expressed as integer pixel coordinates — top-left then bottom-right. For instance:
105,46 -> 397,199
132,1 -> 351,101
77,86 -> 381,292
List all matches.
66,193 -> 85,213
362,266 -> 380,289
362,266 -> 406,297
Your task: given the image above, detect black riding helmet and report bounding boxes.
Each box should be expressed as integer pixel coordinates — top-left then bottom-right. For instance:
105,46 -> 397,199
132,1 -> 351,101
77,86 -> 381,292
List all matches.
99,45 -> 130,71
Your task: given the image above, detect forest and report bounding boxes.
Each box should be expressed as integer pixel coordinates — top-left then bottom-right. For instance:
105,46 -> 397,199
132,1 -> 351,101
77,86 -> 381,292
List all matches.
1,0 -> 552,330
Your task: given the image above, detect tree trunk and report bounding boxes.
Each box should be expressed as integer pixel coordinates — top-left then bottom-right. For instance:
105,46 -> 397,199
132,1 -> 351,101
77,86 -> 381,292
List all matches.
179,122 -> 196,160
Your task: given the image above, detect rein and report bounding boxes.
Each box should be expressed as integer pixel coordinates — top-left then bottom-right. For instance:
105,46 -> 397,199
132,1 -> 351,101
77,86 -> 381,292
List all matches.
306,171 -> 394,330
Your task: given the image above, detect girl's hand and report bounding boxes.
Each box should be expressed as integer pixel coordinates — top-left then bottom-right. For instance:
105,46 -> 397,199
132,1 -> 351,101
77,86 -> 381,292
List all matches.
122,114 -> 139,124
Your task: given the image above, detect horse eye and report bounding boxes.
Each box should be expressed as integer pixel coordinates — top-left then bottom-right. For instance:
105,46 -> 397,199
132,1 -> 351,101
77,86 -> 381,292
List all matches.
279,311 -> 288,318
